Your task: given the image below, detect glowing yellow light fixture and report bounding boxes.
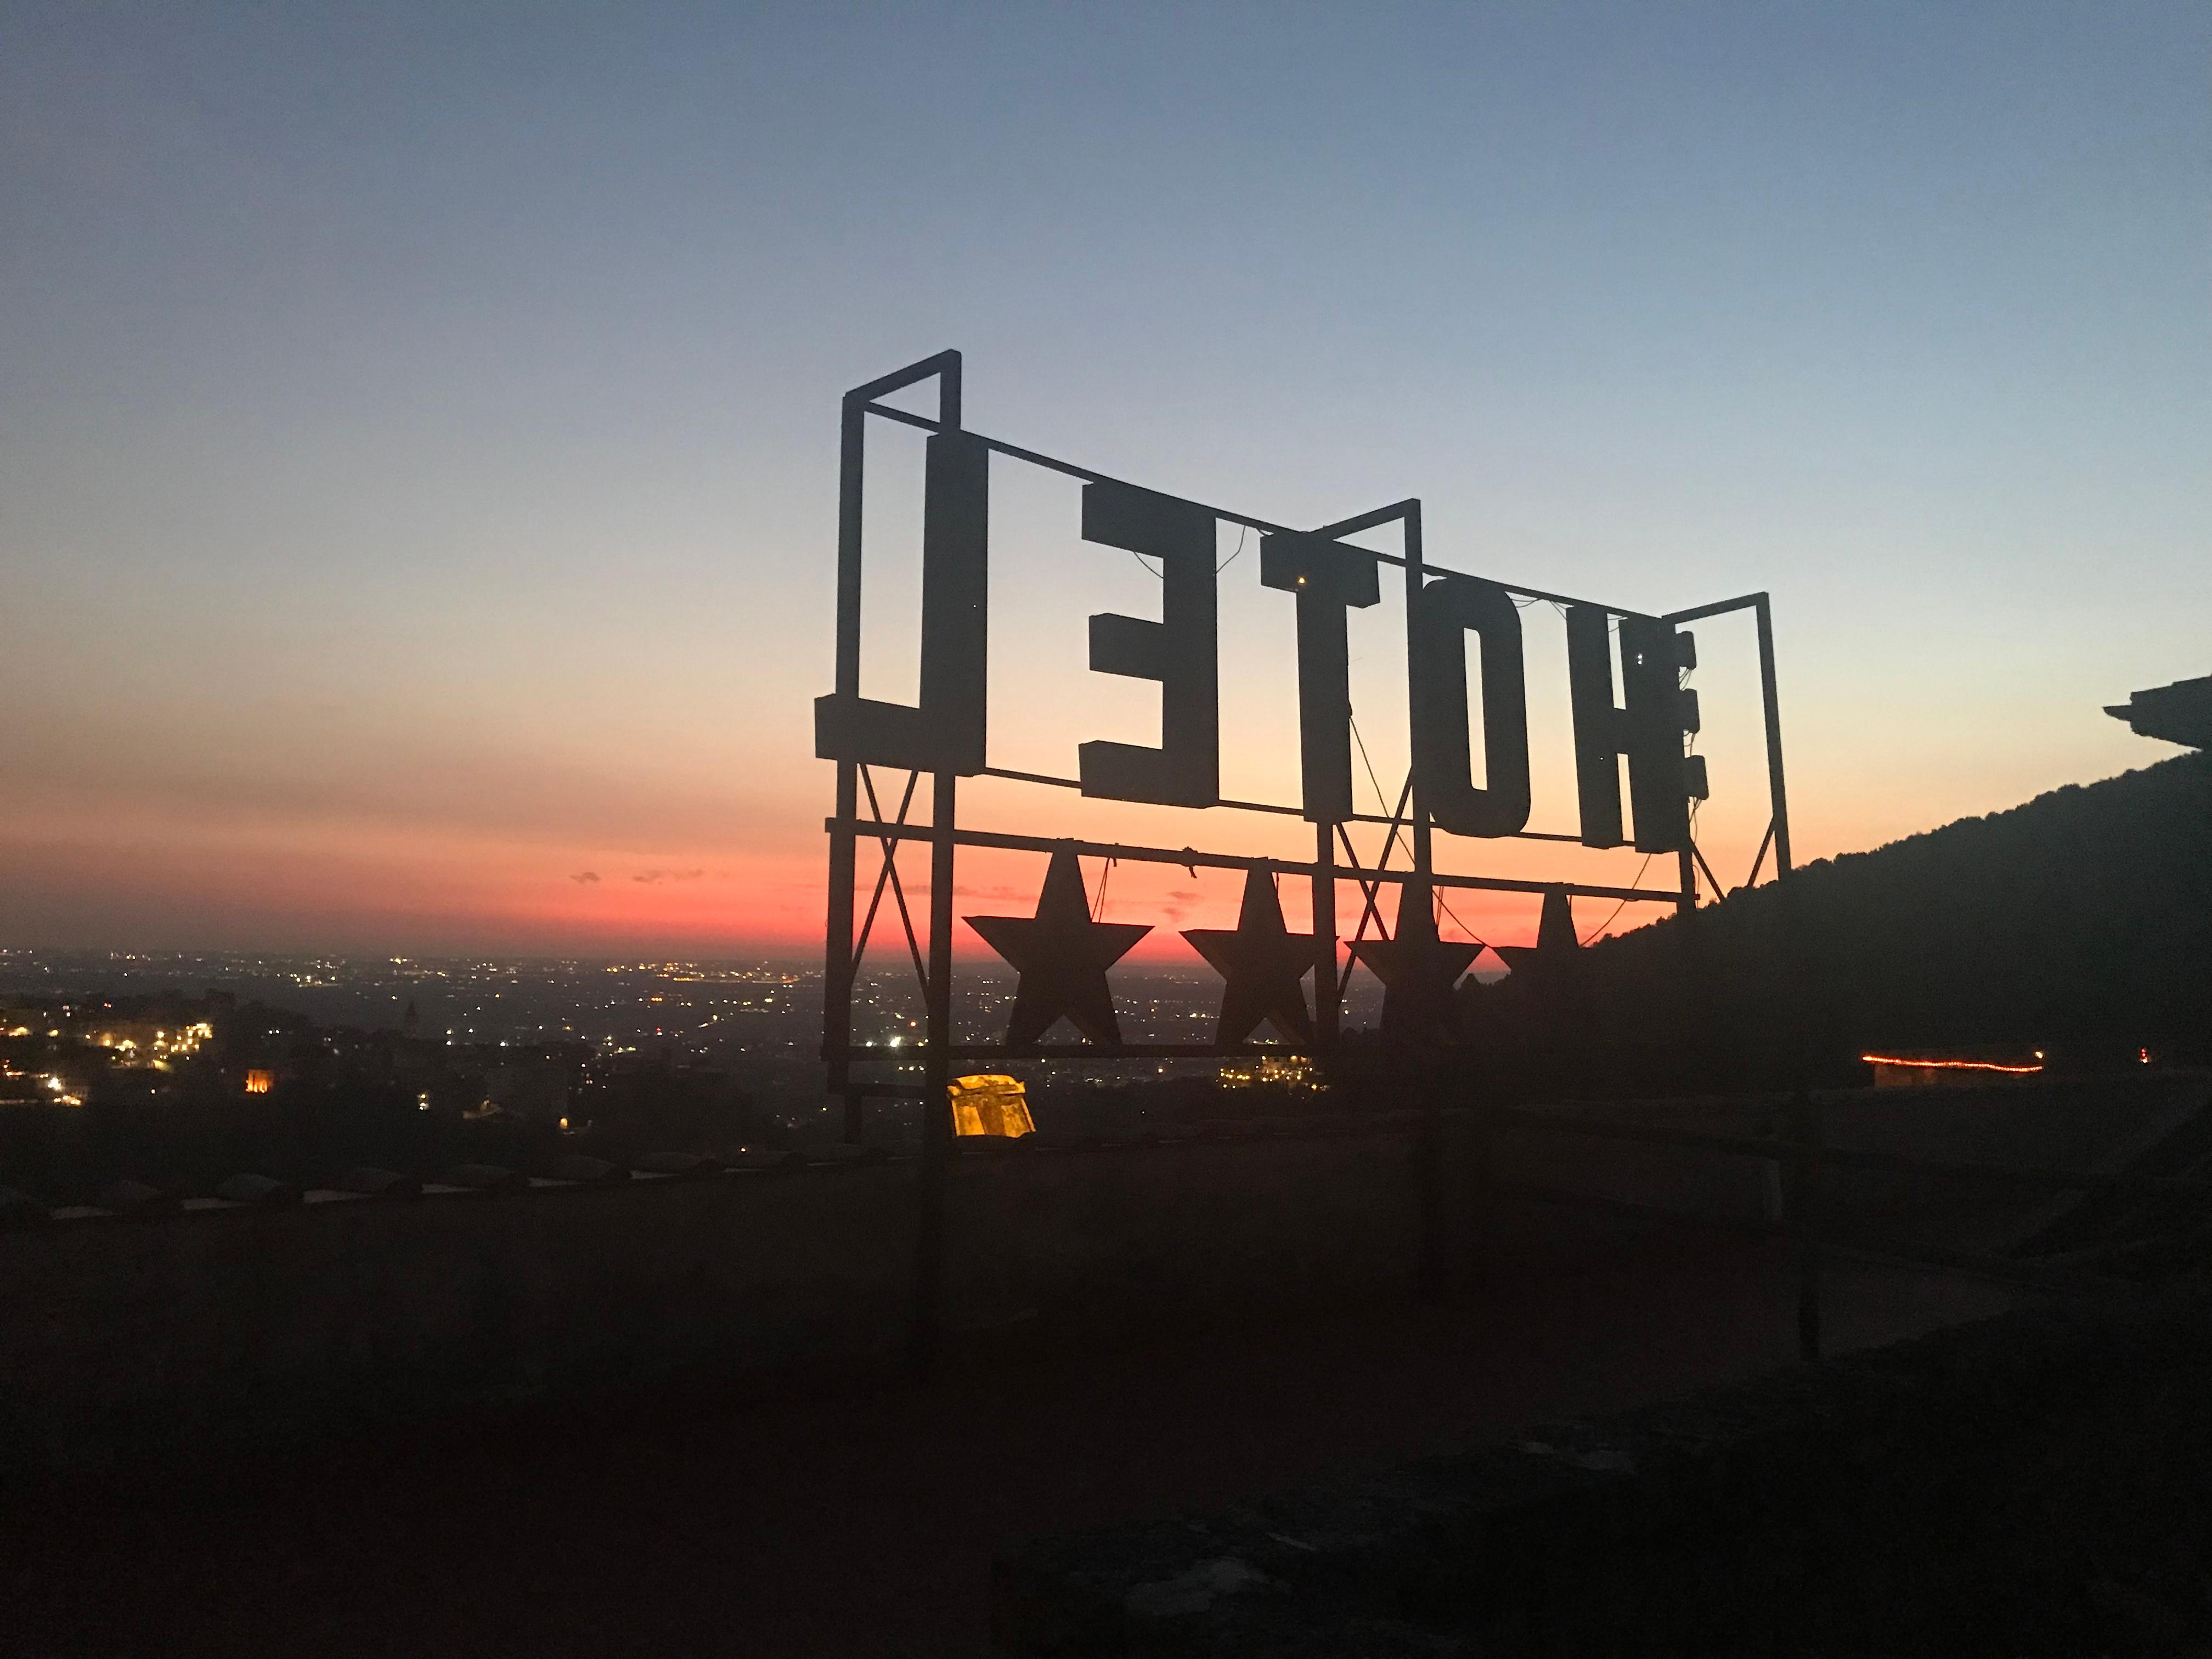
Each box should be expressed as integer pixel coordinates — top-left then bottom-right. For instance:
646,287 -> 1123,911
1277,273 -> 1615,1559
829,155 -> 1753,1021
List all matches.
947,1073 -> 1035,1138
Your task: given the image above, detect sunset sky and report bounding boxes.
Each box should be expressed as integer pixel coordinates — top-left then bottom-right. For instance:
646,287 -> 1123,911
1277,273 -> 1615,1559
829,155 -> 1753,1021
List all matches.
4,3 -> 2205,962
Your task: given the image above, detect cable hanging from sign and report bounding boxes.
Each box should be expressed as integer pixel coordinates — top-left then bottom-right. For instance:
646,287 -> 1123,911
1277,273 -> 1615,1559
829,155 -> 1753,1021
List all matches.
1128,521 -> 1251,579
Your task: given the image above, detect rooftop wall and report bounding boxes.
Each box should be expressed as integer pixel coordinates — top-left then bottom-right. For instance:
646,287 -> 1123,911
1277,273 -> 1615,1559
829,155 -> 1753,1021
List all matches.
0,1120 -> 1457,1474
3,1074 -> 2197,1474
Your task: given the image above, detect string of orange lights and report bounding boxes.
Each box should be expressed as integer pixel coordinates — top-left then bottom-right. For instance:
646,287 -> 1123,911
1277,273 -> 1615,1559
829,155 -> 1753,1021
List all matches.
1859,1054 -> 2044,1076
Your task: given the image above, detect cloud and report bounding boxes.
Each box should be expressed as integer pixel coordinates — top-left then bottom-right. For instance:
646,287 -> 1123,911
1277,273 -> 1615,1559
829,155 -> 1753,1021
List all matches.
570,871 -> 601,884
632,868 -> 706,884
1167,889 -> 1201,901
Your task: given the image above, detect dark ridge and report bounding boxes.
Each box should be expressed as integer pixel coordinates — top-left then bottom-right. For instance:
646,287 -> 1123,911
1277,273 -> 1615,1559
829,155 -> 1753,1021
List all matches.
1481,752 -> 2212,1098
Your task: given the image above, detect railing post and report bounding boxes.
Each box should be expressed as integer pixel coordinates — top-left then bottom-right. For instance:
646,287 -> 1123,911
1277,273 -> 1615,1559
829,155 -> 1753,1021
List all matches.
1470,1079 -> 1499,1292
1788,1090 -> 1822,1361
1314,821 -> 1338,1051
1417,1050 -> 1447,1302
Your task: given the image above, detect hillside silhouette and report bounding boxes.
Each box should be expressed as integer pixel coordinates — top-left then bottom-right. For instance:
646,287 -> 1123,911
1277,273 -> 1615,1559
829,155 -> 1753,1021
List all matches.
1476,751 -> 2212,1097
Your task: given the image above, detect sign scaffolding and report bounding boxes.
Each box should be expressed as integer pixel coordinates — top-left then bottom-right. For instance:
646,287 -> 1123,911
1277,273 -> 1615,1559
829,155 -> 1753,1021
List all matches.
815,351 -> 1792,1361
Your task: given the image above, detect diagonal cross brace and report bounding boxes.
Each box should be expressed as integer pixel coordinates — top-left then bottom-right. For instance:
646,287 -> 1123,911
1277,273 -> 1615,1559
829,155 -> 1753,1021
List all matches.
1335,770 -> 1415,1003
854,767 -> 932,1000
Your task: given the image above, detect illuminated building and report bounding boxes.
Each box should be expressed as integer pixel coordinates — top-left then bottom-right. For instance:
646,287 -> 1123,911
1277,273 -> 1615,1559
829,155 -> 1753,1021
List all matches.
1863,1053 -> 2043,1088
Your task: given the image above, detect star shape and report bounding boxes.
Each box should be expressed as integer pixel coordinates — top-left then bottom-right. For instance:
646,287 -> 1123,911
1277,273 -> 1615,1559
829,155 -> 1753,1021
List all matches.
966,847 -> 1150,1046
1348,877 -> 1480,1045
1493,887 -> 1584,991
1181,867 -> 1316,1045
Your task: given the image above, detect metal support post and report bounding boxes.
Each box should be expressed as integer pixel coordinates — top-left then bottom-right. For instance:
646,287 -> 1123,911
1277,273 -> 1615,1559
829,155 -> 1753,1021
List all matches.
1758,591 -> 1814,1356
823,393 -> 867,1142
1396,506 -> 1450,1302
910,769 -> 958,1379
1401,506 -> 1433,891
827,353 -> 961,1147
1313,820 -> 1338,1049
907,354 -> 965,1379
1754,594 -> 1792,878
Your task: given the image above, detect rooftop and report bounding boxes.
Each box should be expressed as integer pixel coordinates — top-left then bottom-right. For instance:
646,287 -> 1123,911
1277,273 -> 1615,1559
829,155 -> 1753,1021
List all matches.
0,1222 -> 2015,1656
2107,674 -> 2212,749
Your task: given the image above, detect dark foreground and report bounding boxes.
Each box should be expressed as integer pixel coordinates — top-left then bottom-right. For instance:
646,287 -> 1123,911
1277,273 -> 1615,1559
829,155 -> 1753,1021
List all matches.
0,1227 -> 2015,1657
1003,1288 -> 2212,1656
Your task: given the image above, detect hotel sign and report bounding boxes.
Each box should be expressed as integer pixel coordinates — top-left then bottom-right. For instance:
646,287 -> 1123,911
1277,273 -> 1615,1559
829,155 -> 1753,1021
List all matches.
814,431 -> 1709,856
815,352 -> 1791,1099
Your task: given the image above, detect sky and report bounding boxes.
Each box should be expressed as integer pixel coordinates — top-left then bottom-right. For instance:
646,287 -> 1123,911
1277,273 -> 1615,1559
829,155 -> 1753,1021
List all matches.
3,2 -> 2206,963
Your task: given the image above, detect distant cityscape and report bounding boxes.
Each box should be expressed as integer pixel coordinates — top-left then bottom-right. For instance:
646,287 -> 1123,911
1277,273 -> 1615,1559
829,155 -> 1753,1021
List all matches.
0,949 -> 1387,1145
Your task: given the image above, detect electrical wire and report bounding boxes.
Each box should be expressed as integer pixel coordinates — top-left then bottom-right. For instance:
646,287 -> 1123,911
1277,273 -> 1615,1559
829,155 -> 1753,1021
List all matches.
1347,711 -> 1391,817
1215,522 -> 1251,574
1127,522 -> 1251,578
1435,891 -> 1486,953
1579,851 -> 1654,946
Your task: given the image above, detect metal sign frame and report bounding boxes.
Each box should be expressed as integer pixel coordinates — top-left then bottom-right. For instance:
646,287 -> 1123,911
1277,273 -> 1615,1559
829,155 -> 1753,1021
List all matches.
817,350 -> 1793,1369
820,351 -> 1791,1120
